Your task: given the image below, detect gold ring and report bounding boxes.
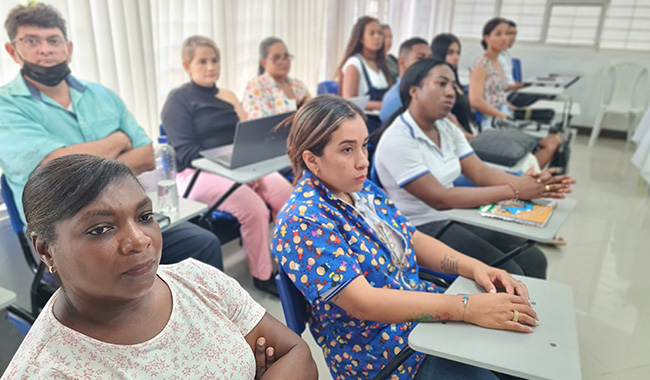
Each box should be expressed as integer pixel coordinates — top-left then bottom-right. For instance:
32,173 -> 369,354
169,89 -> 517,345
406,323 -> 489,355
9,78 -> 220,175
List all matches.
545,185 -> 551,192
512,310 -> 519,323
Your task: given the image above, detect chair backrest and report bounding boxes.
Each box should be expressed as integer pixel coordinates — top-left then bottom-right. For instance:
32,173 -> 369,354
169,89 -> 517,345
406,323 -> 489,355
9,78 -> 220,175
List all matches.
512,58 -> 522,82
369,155 -> 383,188
317,80 -> 340,96
606,63 -> 649,109
1,175 -> 38,273
159,124 -> 166,136
1,175 -> 24,235
275,266 -> 309,335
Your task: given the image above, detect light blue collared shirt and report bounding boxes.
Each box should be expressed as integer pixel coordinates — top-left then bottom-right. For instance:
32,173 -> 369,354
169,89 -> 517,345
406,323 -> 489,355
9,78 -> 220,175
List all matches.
379,76 -> 402,123
0,74 -> 151,221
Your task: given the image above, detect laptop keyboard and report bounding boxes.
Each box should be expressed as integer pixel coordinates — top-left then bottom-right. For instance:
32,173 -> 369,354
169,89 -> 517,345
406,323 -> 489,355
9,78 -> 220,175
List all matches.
214,153 -> 232,166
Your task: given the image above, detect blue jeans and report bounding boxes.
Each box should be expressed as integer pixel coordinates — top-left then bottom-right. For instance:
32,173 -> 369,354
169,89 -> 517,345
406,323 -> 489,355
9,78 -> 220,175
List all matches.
480,104 -> 512,131
414,355 -> 498,380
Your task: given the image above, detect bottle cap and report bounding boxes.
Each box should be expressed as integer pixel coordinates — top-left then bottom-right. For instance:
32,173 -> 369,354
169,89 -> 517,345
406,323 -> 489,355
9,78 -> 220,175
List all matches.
158,135 -> 169,144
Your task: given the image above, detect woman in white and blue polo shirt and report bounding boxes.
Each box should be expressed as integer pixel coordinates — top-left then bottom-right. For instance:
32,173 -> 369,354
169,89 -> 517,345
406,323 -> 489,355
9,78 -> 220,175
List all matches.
374,58 -> 575,279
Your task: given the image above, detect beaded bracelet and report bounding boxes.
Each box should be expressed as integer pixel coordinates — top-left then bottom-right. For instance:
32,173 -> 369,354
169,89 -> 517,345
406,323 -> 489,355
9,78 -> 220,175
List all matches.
507,183 -> 519,201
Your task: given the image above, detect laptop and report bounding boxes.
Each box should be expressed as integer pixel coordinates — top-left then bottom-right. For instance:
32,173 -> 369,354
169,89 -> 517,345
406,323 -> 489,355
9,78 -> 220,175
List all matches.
347,95 -> 370,111
199,111 -> 293,169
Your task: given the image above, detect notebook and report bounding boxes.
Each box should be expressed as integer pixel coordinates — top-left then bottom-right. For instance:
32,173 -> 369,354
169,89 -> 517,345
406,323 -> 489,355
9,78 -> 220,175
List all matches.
478,199 -> 557,228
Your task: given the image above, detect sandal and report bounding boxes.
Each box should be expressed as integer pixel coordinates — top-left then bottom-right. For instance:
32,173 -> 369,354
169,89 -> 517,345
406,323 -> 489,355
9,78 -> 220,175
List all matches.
541,235 -> 566,246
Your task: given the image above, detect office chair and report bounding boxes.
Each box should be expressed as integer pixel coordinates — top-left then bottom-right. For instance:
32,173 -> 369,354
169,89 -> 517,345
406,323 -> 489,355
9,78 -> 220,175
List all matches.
317,81 -> 339,96
1,175 -> 58,319
512,58 -> 522,83
274,267 -> 416,380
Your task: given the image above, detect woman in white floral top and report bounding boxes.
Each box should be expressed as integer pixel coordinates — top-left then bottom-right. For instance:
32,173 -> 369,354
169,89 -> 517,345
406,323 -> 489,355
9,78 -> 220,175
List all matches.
2,154 -> 317,380
242,37 -> 311,120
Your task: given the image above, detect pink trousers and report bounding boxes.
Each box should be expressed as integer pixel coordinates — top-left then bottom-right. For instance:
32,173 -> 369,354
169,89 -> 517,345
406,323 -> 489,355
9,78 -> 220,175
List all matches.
176,168 -> 292,280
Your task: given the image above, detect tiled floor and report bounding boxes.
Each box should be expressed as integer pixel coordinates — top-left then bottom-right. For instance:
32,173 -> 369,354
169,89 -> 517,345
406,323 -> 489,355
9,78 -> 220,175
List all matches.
2,135 -> 650,378
232,135 -> 650,379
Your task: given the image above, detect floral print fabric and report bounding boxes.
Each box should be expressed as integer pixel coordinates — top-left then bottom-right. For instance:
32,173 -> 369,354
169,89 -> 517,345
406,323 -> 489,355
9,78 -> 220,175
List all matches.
272,170 -> 437,379
242,72 -> 309,119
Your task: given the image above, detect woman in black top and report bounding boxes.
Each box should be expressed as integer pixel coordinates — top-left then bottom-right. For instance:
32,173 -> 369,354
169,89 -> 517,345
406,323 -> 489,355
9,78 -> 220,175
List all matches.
161,35 -> 292,296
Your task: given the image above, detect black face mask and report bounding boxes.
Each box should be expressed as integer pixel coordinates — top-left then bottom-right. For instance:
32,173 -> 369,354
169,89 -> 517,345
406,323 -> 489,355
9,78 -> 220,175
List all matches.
20,58 -> 71,87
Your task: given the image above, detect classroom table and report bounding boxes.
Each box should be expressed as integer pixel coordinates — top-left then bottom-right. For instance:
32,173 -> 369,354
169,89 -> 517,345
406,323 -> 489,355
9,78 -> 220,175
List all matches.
447,198 -> 576,267
147,192 -> 208,230
525,75 -> 581,89
191,155 -> 291,223
409,275 -> 581,380
1,287 -> 22,371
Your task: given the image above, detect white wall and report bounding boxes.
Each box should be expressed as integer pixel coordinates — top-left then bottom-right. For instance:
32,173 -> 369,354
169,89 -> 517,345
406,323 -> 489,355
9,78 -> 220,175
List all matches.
459,39 -> 650,131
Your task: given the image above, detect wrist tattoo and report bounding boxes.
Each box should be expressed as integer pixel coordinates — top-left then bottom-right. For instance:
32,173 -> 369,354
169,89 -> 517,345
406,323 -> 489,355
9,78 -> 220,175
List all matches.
441,254 -> 460,274
406,312 -> 453,323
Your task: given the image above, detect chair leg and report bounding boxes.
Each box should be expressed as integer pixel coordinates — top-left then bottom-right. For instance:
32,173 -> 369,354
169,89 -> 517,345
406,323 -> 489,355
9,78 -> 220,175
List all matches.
372,346 -> 416,380
588,109 -> 606,147
628,112 -> 641,142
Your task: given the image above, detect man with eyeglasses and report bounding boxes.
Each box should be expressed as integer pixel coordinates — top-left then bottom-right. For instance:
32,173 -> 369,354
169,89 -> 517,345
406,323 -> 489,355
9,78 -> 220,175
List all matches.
0,3 -> 224,271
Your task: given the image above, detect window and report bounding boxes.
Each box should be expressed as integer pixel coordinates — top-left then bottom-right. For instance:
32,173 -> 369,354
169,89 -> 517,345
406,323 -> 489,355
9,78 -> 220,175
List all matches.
451,0 -> 497,39
546,5 -> 603,46
500,0 -> 546,41
600,0 -> 650,50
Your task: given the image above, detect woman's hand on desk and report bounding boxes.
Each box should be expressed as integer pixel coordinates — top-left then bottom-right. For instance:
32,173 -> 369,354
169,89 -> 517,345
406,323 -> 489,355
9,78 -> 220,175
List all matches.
531,168 -> 576,198
514,167 -> 574,199
471,265 -> 529,301
464,293 -> 538,333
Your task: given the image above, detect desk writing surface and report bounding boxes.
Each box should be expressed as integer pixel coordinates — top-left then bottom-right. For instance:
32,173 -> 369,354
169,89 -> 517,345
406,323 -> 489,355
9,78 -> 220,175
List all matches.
518,86 -> 566,96
0,287 -> 16,310
448,198 -> 576,242
192,155 -> 291,184
529,100 -> 581,116
409,275 -> 581,380
525,75 -> 580,88
147,192 -> 208,231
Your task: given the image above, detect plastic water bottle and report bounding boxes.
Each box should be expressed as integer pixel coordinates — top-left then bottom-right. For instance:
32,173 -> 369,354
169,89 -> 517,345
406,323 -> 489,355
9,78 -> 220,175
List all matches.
155,136 -> 179,213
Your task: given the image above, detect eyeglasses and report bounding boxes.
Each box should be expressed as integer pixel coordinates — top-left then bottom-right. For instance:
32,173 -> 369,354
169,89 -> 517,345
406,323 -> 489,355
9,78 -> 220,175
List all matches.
12,36 -> 66,49
267,53 -> 294,64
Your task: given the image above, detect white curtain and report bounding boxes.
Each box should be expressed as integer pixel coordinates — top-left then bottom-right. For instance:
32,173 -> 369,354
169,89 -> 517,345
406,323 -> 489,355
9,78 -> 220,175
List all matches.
0,0 -> 459,141
0,0 -> 159,138
151,0 -> 330,118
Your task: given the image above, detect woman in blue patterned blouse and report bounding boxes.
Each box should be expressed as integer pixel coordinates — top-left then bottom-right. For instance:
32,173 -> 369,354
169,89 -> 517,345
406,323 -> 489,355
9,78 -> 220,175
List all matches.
272,95 -> 539,380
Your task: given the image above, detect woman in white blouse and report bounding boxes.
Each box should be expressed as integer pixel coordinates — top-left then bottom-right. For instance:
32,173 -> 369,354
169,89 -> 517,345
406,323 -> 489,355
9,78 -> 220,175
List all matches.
3,154 -> 317,380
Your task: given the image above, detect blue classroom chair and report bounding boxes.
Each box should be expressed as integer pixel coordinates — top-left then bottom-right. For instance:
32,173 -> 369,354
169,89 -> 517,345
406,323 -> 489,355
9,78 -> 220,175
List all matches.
275,267 -> 417,380
512,58 -> 522,82
1,175 -> 57,321
316,80 -> 339,96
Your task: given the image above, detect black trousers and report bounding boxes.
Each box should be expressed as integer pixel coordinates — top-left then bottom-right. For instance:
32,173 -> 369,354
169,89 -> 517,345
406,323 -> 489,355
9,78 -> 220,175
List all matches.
417,220 -> 547,279
160,222 -> 223,271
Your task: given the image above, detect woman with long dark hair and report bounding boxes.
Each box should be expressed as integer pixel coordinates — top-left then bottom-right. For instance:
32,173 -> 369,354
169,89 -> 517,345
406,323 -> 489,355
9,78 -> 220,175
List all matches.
430,33 -> 477,139
335,16 -> 392,112
375,58 -> 575,280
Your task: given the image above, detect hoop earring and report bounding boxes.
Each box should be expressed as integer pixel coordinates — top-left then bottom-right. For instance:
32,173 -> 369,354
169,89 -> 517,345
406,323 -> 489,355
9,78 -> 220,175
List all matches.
49,266 -> 56,274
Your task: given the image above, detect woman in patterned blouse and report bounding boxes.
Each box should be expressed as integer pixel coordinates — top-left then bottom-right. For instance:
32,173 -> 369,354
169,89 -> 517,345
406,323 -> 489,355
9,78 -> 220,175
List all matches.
272,96 -> 539,380
3,154 -> 317,379
242,37 -> 311,120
